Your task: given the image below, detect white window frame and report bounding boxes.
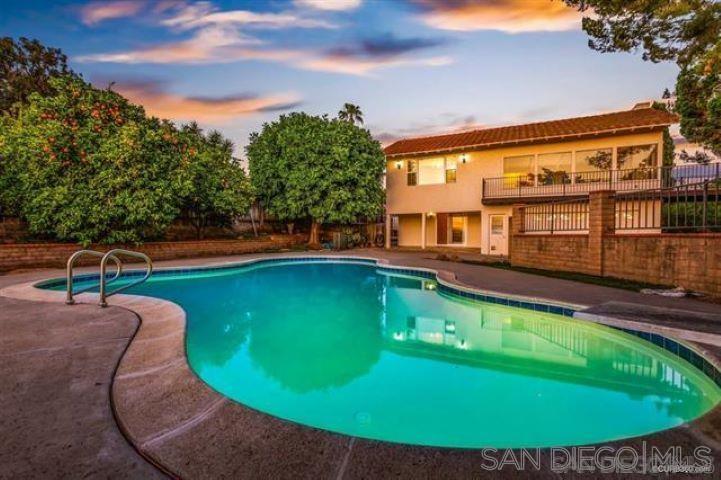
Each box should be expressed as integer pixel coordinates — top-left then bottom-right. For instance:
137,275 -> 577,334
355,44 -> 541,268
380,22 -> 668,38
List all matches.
448,215 -> 468,246
410,157 -> 457,186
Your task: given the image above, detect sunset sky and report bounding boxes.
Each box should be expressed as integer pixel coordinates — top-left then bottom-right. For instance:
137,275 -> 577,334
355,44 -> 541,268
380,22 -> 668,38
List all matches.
2,0 -> 680,155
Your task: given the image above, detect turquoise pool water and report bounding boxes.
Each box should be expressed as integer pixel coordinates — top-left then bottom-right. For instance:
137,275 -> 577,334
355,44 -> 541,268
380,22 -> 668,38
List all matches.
55,260 -> 721,448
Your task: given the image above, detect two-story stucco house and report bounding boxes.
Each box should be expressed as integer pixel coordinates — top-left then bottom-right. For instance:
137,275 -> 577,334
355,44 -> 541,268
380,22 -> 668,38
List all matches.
383,106 -> 678,256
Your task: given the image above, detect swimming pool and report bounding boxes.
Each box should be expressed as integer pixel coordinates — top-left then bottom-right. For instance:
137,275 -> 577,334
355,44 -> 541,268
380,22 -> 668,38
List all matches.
44,258 -> 721,448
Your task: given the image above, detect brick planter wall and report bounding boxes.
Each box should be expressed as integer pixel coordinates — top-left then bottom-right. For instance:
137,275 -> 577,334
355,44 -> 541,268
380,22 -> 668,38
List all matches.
0,235 -> 306,272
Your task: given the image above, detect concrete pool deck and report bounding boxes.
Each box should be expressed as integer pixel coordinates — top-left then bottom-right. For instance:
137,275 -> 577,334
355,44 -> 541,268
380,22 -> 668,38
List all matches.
0,297 -> 165,479
2,249 -> 721,478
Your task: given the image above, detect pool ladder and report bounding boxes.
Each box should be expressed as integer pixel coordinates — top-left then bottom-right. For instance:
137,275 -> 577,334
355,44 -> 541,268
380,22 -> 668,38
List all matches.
66,249 -> 153,307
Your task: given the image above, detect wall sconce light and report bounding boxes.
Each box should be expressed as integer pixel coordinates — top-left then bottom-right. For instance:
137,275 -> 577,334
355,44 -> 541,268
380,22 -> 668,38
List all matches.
460,153 -> 468,164
395,161 -> 403,170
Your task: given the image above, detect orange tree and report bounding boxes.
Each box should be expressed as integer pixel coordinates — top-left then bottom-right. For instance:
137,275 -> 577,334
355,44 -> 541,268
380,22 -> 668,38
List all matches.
0,76 -> 193,244
246,112 -> 385,245
179,124 -> 253,239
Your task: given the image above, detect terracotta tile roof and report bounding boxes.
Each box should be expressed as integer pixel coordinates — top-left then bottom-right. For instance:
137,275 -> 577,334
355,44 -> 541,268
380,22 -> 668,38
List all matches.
384,108 -> 678,157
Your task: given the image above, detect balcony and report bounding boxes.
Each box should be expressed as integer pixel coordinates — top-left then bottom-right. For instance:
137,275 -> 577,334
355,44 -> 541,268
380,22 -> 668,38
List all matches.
481,164 -> 721,204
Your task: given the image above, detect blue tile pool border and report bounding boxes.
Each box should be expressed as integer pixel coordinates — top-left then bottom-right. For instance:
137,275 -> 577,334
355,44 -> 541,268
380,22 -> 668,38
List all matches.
609,326 -> 721,389
37,256 -> 580,317
34,255 -> 721,390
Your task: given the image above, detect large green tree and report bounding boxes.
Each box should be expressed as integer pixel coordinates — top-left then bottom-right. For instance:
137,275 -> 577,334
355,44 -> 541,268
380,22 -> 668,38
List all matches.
180,124 -> 253,239
675,50 -> 720,156
1,37 -> 78,116
0,76 -> 192,244
564,0 -> 721,154
247,112 -> 385,245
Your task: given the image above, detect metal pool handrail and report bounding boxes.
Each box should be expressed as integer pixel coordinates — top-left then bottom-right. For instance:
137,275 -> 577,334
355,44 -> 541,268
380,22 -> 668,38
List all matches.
66,250 -> 123,305
99,249 -> 153,307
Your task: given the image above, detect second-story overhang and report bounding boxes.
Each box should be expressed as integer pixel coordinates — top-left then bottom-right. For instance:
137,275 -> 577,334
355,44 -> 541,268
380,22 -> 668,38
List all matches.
383,107 -> 677,160
385,125 -> 669,161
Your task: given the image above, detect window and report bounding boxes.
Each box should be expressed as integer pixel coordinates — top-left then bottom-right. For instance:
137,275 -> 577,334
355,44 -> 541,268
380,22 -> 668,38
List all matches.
407,159 -> 417,186
575,148 -> 612,183
503,155 -> 535,187
445,158 -> 457,183
537,152 -> 571,185
418,158 -> 446,185
617,144 -> 658,180
450,216 -> 464,243
407,157 -> 456,186
490,215 -> 504,235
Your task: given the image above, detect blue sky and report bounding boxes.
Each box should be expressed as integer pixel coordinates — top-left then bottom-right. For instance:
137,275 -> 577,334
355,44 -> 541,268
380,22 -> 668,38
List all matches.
2,0 -> 680,155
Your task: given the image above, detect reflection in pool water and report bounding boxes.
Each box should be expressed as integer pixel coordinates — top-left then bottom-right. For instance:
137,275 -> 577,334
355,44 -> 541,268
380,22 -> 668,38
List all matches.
109,261 -> 720,448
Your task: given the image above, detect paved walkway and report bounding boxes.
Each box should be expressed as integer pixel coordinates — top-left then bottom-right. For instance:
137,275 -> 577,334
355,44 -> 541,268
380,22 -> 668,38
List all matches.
366,249 -> 721,314
0,297 -> 165,479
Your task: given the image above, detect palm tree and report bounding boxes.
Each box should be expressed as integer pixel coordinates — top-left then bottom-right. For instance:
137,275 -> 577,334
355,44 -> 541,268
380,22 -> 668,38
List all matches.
338,103 -> 364,125
182,121 -> 203,137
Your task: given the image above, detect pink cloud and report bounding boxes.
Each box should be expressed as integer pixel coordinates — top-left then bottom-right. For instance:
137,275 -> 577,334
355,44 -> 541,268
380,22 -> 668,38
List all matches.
109,79 -> 301,124
414,0 -> 581,33
294,0 -> 362,11
300,54 -> 452,76
77,25 -> 289,64
78,26 -> 452,76
374,114 -> 484,146
154,0 -> 337,31
80,0 -> 146,26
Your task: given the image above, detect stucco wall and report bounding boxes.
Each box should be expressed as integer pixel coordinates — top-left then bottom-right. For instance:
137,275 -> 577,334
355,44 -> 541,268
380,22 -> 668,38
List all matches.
397,213 -> 482,248
398,215 -> 422,247
426,215 -> 437,246
467,213 -> 482,248
386,131 -> 664,215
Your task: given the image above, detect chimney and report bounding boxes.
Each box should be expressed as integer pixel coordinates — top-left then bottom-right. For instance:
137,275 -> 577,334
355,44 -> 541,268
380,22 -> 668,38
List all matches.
632,101 -> 653,110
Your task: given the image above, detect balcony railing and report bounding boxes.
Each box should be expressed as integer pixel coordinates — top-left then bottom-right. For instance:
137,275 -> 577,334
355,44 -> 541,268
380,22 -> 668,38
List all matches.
482,164 -> 721,201
616,179 -> 721,232
525,199 -> 589,233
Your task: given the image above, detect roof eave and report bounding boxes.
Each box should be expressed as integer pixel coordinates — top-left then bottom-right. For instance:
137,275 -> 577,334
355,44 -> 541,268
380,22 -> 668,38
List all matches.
384,123 -> 671,159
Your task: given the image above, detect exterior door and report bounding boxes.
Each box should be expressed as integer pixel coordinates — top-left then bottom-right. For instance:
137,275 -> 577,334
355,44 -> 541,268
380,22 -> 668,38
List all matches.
488,215 -> 508,255
436,213 -> 448,245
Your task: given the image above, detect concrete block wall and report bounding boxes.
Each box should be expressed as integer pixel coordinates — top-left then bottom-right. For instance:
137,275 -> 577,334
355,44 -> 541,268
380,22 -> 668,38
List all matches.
511,235 -> 592,274
604,234 -> 721,296
511,192 -> 721,297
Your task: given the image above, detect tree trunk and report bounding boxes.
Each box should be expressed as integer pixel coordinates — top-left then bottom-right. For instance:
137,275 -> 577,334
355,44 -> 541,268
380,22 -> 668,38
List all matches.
309,220 -> 321,247
249,207 -> 258,237
287,222 -> 294,235
191,205 -> 203,240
